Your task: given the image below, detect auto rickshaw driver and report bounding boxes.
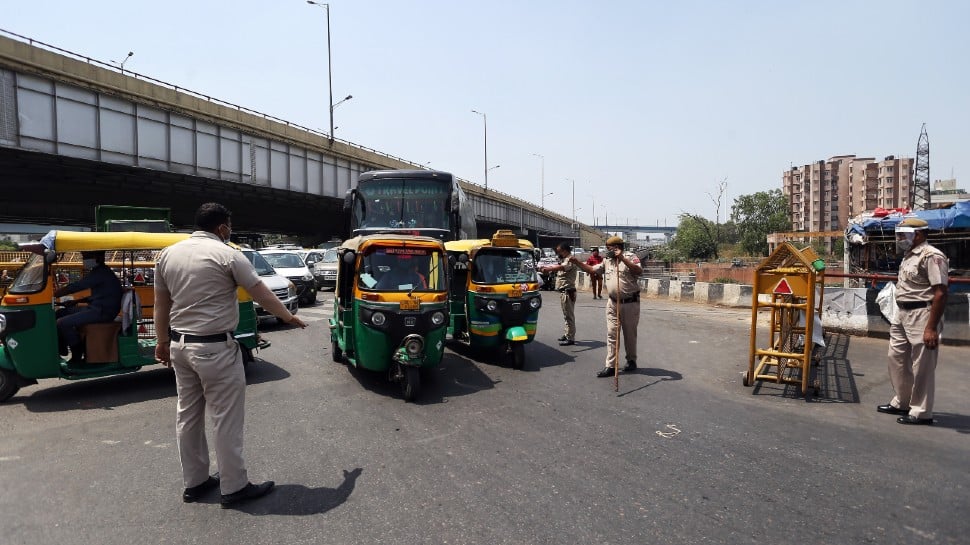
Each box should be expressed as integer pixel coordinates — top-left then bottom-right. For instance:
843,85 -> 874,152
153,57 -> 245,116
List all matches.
53,250 -> 122,363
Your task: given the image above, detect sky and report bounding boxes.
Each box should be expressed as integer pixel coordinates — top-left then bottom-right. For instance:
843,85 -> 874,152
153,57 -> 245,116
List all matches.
3,0 -> 968,228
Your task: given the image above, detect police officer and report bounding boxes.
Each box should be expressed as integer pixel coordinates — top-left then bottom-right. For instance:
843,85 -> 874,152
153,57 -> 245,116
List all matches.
876,217 -> 948,425
576,235 -> 643,377
538,242 -> 579,346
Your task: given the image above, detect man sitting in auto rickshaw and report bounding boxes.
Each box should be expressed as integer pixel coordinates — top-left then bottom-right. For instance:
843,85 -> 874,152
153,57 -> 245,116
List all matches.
54,250 -> 123,363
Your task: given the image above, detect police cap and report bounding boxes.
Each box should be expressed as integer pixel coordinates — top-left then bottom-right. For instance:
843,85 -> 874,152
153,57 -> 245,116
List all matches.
605,235 -> 624,246
896,217 -> 929,232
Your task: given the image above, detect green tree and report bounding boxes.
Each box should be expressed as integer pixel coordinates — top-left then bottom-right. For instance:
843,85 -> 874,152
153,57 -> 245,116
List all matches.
730,189 -> 789,256
0,238 -> 19,251
672,213 -> 717,259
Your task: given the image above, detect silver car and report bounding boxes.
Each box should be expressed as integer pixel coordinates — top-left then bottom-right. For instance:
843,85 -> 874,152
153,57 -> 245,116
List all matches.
311,247 -> 339,290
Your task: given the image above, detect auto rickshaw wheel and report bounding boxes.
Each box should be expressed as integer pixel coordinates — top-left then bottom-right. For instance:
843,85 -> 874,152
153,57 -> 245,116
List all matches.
401,366 -> 420,402
331,340 -> 345,363
0,368 -> 20,402
510,343 -> 525,369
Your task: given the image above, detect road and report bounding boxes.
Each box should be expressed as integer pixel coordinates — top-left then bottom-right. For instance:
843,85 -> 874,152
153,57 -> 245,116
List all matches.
1,291 -> 968,545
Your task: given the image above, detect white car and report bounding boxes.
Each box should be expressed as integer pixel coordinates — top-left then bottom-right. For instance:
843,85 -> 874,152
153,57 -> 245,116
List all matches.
259,249 -> 318,306
241,249 -> 298,321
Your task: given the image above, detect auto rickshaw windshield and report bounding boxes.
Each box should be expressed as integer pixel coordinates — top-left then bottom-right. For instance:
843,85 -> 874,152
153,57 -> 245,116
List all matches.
472,249 -> 538,285
7,254 -> 46,294
359,247 -> 444,291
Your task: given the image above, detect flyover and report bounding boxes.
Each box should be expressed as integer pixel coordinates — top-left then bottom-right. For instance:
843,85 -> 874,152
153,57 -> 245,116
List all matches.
0,30 -> 606,248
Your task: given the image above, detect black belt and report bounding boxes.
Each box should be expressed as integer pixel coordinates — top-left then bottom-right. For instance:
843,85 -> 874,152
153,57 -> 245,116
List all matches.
896,300 -> 931,310
170,330 -> 232,343
609,293 -> 640,304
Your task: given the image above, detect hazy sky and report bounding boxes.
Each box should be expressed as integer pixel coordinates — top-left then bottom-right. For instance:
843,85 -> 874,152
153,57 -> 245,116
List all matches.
4,1 -> 967,227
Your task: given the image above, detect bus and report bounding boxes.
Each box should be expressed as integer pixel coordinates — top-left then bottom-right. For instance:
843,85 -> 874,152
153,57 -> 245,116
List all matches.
95,205 -> 171,232
344,170 -> 476,242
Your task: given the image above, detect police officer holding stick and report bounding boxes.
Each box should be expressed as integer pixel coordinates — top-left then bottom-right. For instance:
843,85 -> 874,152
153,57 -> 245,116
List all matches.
574,235 -> 643,379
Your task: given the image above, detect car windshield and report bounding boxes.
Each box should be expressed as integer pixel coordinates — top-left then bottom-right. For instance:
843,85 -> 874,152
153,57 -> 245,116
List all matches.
261,253 -> 306,269
322,248 -> 338,263
243,250 -> 275,276
358,247 -> 445,292
472,249 -> 538,284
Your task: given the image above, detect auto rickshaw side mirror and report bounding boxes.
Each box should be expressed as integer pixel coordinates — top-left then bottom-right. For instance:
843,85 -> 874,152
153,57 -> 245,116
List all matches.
458,253 -> 468,264
342,251 -> 356,264
44,250 -> 57,265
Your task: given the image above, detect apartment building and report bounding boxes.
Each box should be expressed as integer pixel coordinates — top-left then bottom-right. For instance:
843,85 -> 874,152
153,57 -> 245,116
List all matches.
782,154 -> 914,232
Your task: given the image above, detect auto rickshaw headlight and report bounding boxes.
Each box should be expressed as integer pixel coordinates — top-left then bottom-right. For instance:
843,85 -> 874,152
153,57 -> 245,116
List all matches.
430,311 -> 446,326
371,311 -> 387,326
405,336 -> 424,356
486,299 -> 499,312
529,297 -> 541,309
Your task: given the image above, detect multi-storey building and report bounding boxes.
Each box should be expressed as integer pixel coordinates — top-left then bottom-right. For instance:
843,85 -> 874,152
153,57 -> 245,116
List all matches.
782,154 -> 914,233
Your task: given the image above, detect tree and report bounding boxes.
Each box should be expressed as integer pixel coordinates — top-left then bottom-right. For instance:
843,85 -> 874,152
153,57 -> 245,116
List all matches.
672,213 -> 717,259
730,189 -> 789,256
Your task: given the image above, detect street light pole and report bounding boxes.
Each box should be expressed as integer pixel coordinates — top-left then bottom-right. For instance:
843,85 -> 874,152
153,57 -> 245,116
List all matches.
531,153 -> 544,208
471,109 -> 488,191
307,1 -> 335,143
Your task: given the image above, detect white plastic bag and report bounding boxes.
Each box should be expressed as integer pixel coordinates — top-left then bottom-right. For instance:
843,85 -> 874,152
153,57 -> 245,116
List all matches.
875,282 -> 898,325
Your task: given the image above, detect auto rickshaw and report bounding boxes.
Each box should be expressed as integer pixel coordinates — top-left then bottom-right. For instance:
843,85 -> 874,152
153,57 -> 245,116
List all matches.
445,230 -> 542,369
328,234 -> 448,401
0,231 -> 269,402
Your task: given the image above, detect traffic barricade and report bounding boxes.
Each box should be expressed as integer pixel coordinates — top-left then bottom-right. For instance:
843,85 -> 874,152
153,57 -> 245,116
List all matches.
743,242 -> 826,396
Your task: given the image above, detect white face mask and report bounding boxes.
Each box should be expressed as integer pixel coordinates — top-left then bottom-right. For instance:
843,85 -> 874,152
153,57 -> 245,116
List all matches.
895,233 -> 915,254
83,258 -> 97,269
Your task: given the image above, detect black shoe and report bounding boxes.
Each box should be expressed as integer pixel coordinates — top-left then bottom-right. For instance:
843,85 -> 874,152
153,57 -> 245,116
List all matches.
556,335 -> 568,342
558,339 -> 575,346
897,415 -> 933,426
220,481 -> 275,508
876,404 -> 909,416
596,367 -> 615,378
622,360 -> 637,372
182,474 -> 220,503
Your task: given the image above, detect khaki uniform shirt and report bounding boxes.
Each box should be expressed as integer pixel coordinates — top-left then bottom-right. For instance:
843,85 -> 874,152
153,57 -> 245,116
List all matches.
554,256 -> 578,291
595,252 -> 642,299
155,231 -> 261,335
895,241 -> 948,303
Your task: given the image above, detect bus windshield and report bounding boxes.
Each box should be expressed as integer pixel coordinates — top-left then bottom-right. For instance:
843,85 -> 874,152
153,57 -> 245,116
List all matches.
354,177 -> 451,233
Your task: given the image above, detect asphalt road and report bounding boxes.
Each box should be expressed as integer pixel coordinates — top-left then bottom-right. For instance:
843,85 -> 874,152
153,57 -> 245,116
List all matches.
1,291 -> 968,545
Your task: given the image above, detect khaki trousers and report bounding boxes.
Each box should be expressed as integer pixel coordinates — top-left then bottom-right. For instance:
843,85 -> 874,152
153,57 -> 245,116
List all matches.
171,337 -> 249,495
606,299 -> 639,368
887,307 -> 942,419
560,291 -> 576,341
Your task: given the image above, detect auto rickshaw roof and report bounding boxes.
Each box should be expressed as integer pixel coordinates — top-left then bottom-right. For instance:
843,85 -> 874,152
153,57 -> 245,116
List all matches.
34,230 -> 191,252
444,238 -> 535,254
340,234 -> 446,253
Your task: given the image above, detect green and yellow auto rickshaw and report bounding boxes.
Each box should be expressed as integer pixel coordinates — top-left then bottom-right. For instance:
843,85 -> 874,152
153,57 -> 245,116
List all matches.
445,230 -> 542,369
0,231 -> 269,402
328,234 -> 448,401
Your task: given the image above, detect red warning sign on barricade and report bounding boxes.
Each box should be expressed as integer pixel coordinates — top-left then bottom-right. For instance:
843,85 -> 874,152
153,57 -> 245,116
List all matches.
773,278 -> 793,295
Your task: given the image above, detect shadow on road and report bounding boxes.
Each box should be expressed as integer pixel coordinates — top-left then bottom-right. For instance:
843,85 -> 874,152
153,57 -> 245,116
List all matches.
17,359 -> 291,413
749,332 -> 860,403
223,467 -> 363,516
616,367 -> 683,397
341,351 -> 498,405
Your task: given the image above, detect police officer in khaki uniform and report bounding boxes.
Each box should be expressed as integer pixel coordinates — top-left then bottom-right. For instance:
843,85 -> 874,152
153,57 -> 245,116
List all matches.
155,203 -> 307,507
539,242 -> 579,346
876,217 -> 948,425
576,235 -> 643,377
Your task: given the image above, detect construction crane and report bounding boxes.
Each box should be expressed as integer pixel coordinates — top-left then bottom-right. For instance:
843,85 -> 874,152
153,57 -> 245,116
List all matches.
911,123 -> 930,210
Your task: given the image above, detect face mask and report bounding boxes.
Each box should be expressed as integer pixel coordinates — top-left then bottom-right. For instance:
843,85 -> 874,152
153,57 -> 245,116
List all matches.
83,258 -> 97,269
895,231 -> 916,254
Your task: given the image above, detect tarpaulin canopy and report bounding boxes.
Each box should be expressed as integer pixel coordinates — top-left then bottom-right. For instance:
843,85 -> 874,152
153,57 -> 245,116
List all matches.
845,200 -> 970,242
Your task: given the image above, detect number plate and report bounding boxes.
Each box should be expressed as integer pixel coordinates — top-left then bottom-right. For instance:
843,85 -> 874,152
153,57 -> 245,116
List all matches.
508,289 -> 523,298
399,299 -> 420,311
